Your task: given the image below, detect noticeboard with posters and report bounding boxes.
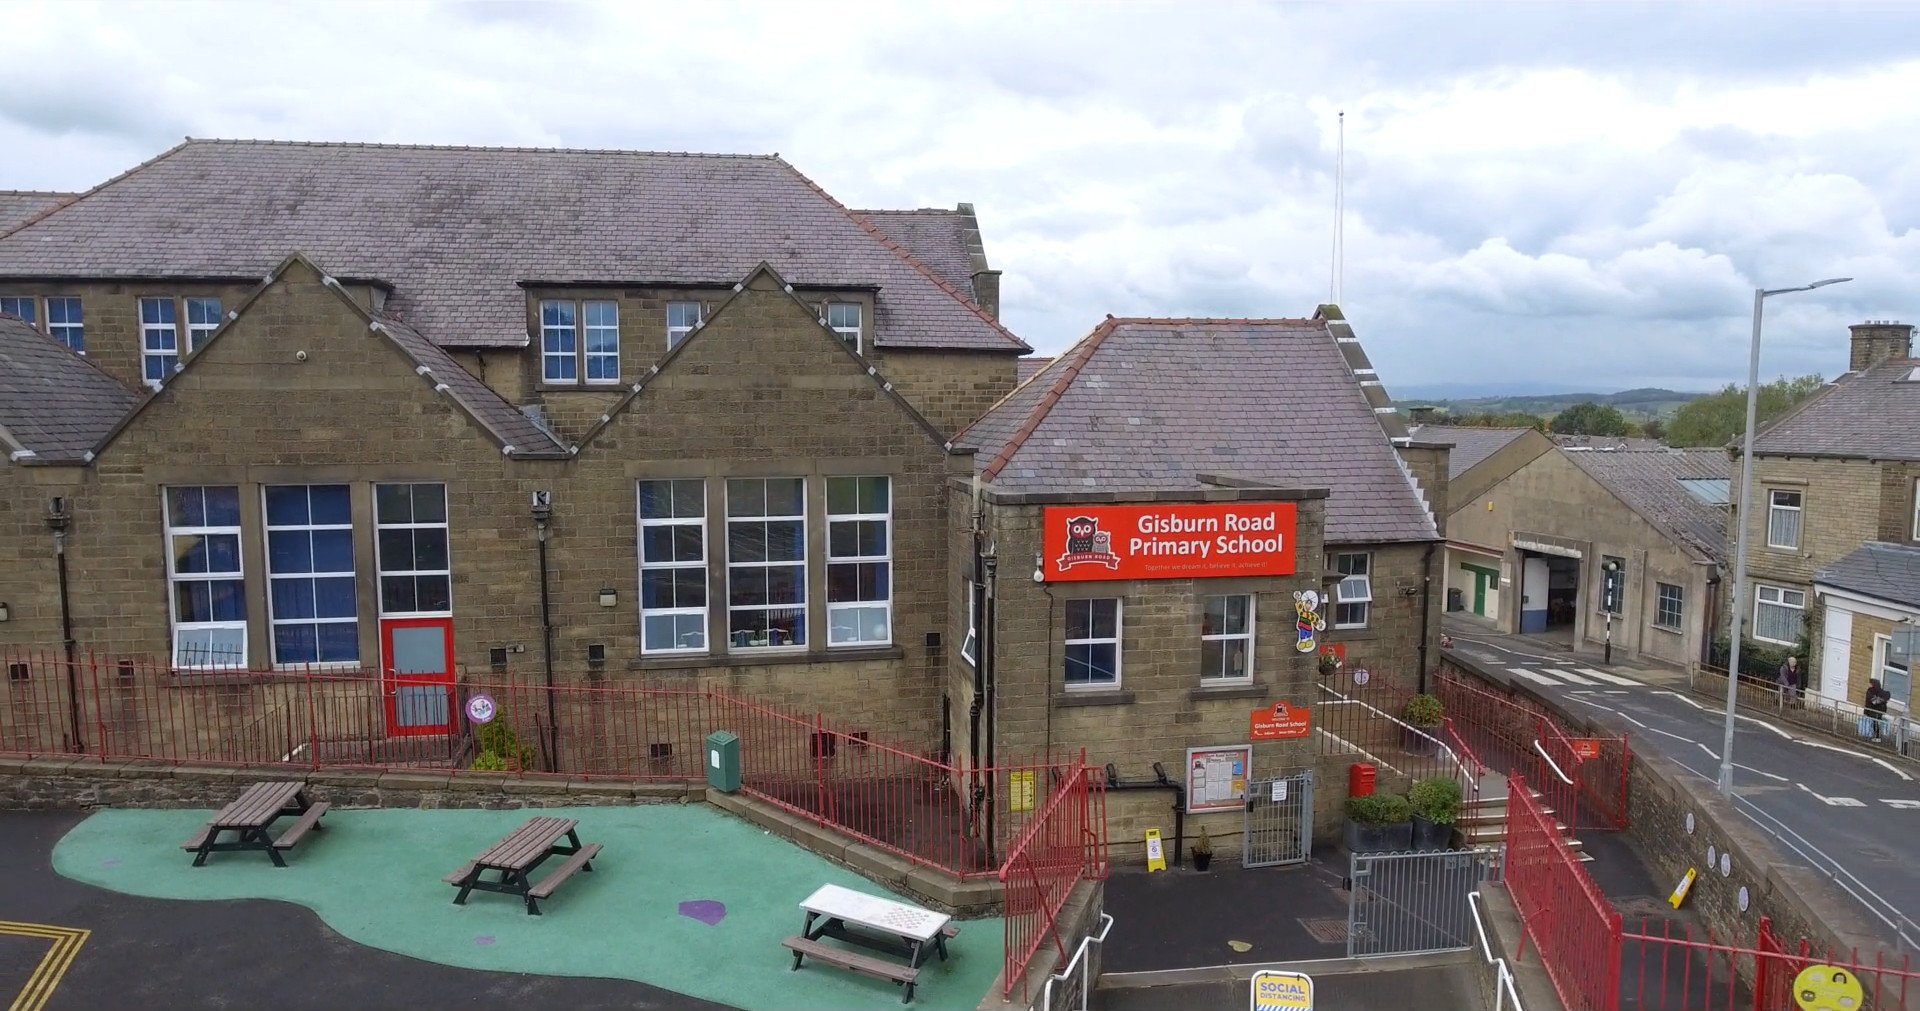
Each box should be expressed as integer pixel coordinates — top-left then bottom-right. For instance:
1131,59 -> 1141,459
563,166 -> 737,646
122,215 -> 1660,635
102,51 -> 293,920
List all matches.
1185,744 -> 1251,814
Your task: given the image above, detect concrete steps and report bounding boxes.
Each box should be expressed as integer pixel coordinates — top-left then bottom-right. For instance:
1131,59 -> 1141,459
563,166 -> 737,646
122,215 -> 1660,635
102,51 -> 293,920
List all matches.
1457,789 -> 1592,862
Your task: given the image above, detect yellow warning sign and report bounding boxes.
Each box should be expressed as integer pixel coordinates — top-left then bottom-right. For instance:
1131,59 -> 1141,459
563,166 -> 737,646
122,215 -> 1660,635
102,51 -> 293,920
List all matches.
1792,964 -> 1864,1010
1668,867 -> 1697,909
1250,969 -> 1313,1009
1144,829 -> 1167,873
1010,770 -> 1035,813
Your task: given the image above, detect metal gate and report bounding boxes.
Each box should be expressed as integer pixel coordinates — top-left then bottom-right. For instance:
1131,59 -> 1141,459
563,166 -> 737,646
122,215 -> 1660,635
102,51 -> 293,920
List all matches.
1347,847 -> 1503,957
1243,770 -> 1312,867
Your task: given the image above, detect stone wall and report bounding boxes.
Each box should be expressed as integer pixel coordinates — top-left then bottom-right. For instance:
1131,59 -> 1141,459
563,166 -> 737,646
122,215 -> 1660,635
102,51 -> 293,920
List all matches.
871,347 -> 1018,439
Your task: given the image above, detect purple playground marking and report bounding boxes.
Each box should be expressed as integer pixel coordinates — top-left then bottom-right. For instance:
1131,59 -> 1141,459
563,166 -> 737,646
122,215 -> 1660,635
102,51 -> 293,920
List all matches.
474,935 -> 496,947
678,900 -> 726,926
101,858 -> 120,867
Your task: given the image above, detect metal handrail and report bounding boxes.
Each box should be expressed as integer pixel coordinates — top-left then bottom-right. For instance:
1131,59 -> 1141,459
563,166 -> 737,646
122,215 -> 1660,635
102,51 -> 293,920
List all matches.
1533,740 -> 1574,785
1040,912 -> 1113,1011
1469,890 -> 1527,1011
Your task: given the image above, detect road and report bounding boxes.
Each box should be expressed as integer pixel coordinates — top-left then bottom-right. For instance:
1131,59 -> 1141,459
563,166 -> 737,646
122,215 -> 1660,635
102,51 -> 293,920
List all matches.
1443,619 -> 1920,952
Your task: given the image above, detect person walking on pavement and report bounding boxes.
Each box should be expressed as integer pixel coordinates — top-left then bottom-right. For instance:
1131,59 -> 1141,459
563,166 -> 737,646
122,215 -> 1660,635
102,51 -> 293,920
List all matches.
1865,678 -> 1893,743
1777,655 -> 1804,706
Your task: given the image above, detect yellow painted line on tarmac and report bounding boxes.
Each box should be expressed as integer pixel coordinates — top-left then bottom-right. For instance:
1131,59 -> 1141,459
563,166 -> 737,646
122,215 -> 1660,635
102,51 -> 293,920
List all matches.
0,920 -> 90,1011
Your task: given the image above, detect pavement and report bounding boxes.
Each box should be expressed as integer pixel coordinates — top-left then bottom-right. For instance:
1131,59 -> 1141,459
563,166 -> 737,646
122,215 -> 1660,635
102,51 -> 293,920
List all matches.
1444,615 -> 1920,951
1101,851 -> 1355,972
1092,956 -> 1481,1011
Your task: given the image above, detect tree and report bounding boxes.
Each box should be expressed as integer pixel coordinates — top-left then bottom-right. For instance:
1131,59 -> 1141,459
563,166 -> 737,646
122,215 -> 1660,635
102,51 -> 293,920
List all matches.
1448,412 -> 1547,430
1549,402 -> 1631,436
1641,417 -> 1667,441
1664,374 -> 1825,448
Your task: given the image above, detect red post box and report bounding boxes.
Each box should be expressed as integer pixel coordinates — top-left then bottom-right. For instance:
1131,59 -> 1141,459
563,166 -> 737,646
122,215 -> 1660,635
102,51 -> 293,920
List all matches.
1349,762 -> 1377,798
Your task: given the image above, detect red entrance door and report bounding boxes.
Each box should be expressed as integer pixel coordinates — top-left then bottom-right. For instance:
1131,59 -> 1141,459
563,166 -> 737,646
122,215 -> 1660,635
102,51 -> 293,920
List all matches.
382,618 -> 454,737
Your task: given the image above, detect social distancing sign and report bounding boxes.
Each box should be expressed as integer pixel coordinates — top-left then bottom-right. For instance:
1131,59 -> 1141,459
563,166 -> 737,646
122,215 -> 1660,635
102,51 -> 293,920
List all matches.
1250,969 -> 1313,1009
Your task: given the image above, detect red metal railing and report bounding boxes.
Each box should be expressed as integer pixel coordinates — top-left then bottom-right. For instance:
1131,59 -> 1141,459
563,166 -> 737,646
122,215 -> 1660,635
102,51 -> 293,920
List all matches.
1438,670 -> 1630,830
1506,775 -> 1621,1011
0,649 -> 1072,880
1621,916 -> 1919,1010
999,757 -> 1106,1001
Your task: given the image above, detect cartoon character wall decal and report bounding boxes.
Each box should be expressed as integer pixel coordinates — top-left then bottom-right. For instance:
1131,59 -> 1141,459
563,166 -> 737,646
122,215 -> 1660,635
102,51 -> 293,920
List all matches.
1293,590 -> 1326,652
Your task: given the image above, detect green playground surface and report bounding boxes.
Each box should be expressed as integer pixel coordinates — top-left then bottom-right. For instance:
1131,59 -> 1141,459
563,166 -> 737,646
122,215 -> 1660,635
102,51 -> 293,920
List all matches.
53,803 -> 1003,1011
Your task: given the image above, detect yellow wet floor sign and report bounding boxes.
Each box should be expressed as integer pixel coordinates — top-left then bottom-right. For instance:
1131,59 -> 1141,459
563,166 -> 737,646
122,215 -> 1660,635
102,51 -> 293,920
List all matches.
1793,964 -> 1864,1010
1144,829 -> 1166,872
1251,969 -> 1313,1009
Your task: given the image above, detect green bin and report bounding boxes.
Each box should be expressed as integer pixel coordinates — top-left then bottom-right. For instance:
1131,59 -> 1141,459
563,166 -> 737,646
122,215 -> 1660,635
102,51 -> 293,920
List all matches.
705,730 -> 741,793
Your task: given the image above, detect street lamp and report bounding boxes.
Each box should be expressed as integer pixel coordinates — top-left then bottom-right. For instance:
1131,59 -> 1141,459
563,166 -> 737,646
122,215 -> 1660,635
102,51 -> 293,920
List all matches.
1718,277 -> 1851,796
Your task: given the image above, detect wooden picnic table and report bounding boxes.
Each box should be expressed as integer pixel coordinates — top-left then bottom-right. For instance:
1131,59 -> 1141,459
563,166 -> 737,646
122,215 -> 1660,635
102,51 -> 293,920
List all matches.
444,815 -> 601,916
783,883 -> 959,1004
180,781 -> 329,867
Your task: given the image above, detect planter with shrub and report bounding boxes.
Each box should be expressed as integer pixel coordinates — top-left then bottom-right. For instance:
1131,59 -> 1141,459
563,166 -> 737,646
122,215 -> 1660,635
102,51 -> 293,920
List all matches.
1344,792 -> 1413,853
472,721 -> 538,773
1403,693 -> 1444,756
1191,825 -> 1214,871
1407,776 -> 1463,851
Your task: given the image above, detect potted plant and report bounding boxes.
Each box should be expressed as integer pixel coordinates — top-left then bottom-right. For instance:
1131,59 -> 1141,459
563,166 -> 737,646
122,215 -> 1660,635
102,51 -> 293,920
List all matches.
1190,825 -> 1214,871
1403,693 -> 1444,756
1343,792 -> 1413,853
1408,776 -> 1462,851
1318,651 -> 1342,676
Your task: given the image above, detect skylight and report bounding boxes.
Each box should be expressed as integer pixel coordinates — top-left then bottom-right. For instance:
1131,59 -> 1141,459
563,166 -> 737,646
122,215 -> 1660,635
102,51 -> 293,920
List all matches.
1679,478 -> 1731,505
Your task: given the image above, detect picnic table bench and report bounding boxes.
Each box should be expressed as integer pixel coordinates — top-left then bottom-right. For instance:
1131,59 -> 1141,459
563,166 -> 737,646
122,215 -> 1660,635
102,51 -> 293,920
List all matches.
445,815 -> 601,916
783,883 -> 960,1004
180,781 -> 329,867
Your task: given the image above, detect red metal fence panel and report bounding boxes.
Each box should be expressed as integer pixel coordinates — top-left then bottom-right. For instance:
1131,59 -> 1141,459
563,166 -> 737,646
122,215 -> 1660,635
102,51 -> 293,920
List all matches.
1505,775 -> 1621,1011
1437,670 -> 1630,830
999,758 -> 1106,1002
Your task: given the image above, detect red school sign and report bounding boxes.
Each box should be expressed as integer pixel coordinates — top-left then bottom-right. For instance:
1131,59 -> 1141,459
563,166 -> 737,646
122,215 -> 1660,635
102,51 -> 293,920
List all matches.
1041,503 -> 1297,582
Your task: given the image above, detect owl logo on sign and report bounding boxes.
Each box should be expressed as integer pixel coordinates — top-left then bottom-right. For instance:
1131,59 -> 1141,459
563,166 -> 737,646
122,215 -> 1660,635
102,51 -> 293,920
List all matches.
1293,590 -> 1326,652
1056,516 -> 1121,573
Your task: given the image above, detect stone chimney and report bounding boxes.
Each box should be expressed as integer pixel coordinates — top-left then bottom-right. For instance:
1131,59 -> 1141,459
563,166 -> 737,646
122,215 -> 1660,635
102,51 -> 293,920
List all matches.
1850,320 -> 1914,372
955,202 -> 1002,320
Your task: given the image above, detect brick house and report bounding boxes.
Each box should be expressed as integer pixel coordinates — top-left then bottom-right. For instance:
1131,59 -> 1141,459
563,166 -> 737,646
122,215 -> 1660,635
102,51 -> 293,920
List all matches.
1734,322 -> 1920,702
950,313 -> 1444,859
1812,543 -> 1918,716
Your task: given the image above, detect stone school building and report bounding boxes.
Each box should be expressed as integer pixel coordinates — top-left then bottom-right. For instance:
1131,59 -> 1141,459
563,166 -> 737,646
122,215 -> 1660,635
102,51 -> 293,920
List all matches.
0,141 -> 1444,860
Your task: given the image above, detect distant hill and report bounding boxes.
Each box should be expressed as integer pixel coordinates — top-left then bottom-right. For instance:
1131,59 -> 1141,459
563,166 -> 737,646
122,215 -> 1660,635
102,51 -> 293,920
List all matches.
1403,387 -> 1704,422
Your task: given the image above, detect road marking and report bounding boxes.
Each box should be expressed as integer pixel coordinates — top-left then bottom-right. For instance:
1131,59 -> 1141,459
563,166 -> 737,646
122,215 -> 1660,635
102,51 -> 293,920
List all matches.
0,920 -> 89,1011
1793,738 -> 1916,780
1577,667 -> 1642,686
1882,799 -> 1920,809
1872,758 -> 1915,782
1453,634 -> 1566,663
1507,667 -> 1564,687
1728,793 -> 1920,949
1797,783 -> 1868,807
1551,668 -> 1601,685
1696,743 -> 1720,761
1647,726 -> 1695,744
1652,691 -> 1796,739
1736,764 -> 1788,782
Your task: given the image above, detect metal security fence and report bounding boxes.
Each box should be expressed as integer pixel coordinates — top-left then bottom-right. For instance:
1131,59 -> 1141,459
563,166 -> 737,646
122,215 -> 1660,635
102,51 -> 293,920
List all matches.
1243,770 -> 1313,868
1347,847 -> 1504,957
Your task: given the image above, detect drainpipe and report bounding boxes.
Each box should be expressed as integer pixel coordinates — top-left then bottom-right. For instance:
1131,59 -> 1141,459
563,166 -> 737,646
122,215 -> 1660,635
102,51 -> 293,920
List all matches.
47,497 -> 83,754
531,492 -> 559,773
1418,541 -> 1437,694
981,543 -> 999,868
1106,762 -> 1186,868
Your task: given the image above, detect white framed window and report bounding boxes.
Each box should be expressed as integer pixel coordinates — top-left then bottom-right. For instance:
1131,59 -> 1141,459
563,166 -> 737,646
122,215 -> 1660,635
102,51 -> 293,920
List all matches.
265,484 -> 359,666
583,299 -> 619,382
727,477 -> 806,649
0,296 -> 33,322
961,581 -> 978,666
1766,489 -> 1802,550
140,296 -> 179,387
186,297 -> 222,353
827,476 -> 891,646
541,299 -> 577,383
1654,583 -> 1683,631
1881,633 -> 1914,710
164,486 -> 247,669
639,479 -> 707,654
1200,594 -> 1254,683
1065,598 -> 1121,689
1335,552 -> 1372,628
826,302 -> 861,352
47,297 -> 83,352
1752,584 -> 1806,645
375,483 -> 451,616
667,301 -> 702,349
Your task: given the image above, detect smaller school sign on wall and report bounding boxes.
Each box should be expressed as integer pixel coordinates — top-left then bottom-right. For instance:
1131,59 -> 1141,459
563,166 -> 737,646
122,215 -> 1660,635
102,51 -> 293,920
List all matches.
1042,503 -> 1297,582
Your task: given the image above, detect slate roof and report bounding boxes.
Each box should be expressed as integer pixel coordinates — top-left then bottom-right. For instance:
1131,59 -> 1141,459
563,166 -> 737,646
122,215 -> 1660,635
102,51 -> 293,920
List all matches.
1816,542 -> 1920,610
1751,356 -> 1920,461
0,191 -> 73,233
1017,356 -> 1055,385
0,313 -> 140,463
1561,448 -> 1730,564
369,311 -> 569,457
954,318 -> 1439,543
1554,434 -> 1668,452
857,209 -> 978,301
0,140 -> 1027,354
1408,425 -> 1534,479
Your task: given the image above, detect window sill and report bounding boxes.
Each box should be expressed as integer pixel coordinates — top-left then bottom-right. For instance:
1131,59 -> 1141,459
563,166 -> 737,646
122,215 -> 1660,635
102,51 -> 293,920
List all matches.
1055,690 -> 1135,708
1651,623 -> 1684,636
630,645 -> 904,671
536,382 -> 625,393
1190,683 -> 1267,701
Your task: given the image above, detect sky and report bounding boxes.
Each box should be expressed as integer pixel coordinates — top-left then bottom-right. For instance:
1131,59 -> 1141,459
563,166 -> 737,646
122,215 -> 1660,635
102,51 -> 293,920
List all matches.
4,1 -> 1919,396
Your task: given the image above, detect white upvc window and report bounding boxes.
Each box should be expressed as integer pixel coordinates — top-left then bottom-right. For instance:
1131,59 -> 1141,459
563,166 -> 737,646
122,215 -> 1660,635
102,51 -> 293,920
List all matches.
1654,583 -> 1684,631
375,483 -> 452,616
827,476 -> 891,646
961,581 -> 978,666
1335,552 -> 1372,628
583,299 -> 619,382
639,479 -> 708,654
1766,489 -> 1803,550
140,296 -> 179,387
186,297 -> 222,353
265,485 -> 360,666
826,302 -> 862,352
1881,633 -> 1914,710
1200,594 -> 1254,683
727,477 -> 806,649
0,296 -> 33,322
164,486 -> 248,670
1751,584 -> 1806,645
1064,598 -> 1121,689
47,297 -> 83,352
667,301 -> 703,349
541,299 -> 577,383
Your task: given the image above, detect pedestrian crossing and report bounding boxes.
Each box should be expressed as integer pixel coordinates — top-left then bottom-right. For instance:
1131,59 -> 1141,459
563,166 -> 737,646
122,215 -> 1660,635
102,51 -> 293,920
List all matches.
1507,666 -> 1646,689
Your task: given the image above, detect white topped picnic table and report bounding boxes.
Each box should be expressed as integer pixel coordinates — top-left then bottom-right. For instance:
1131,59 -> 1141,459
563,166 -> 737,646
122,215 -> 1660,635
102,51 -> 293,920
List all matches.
799,884 -> 951,942
788,884 -> 958,1003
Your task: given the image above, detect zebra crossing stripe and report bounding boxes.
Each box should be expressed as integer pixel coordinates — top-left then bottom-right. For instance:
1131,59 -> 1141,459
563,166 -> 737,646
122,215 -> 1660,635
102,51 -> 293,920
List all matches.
1549,668 -> 1601,685
1577,667 -> 1641,686
1507,667 -> 1562,686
